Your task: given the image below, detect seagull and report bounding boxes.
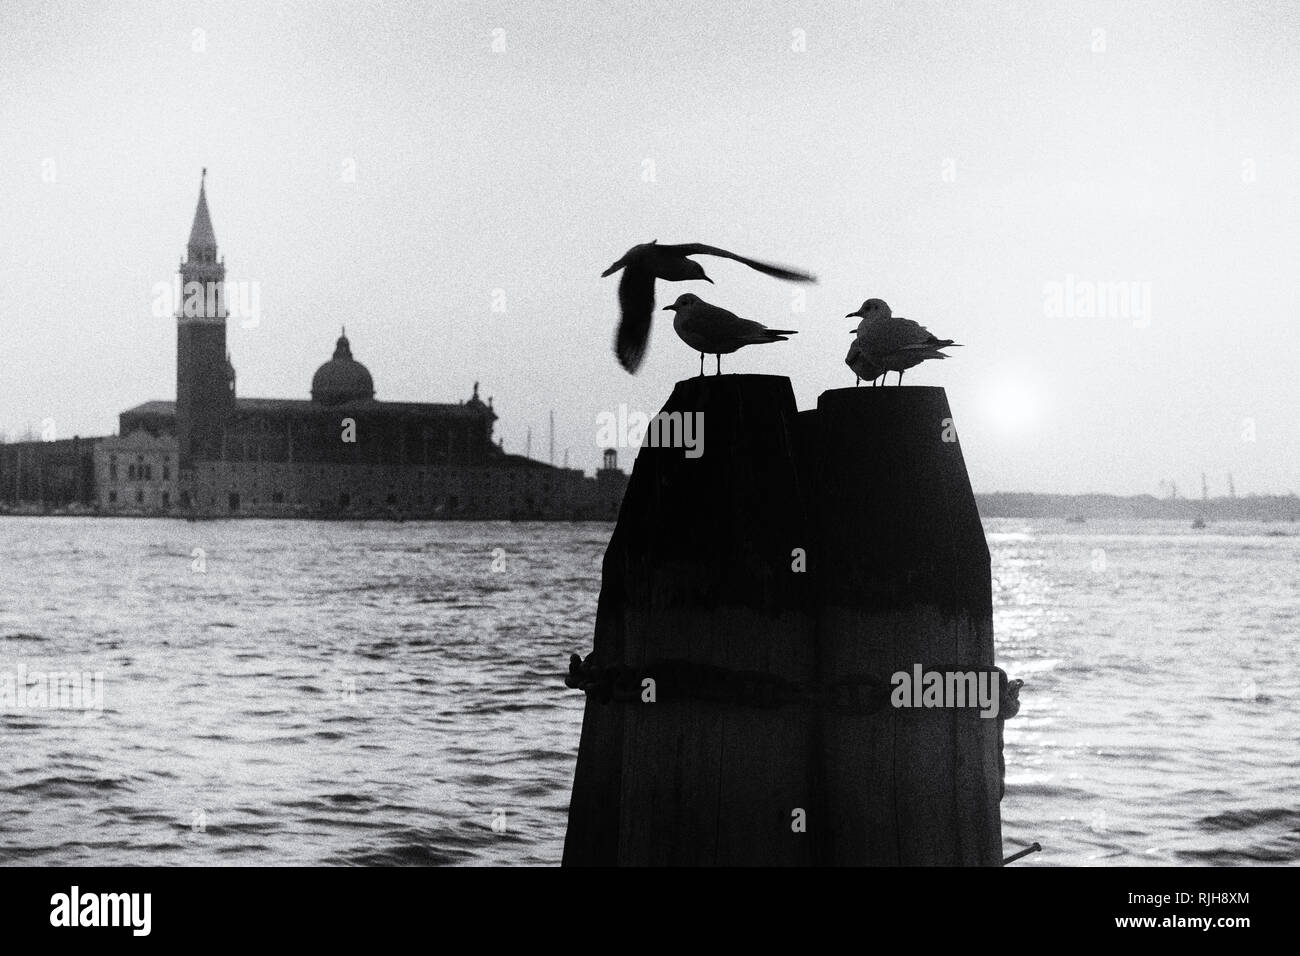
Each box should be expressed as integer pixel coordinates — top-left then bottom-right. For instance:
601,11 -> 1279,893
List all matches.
663,293 -> 798,376
602,240 -> 816,373
847,298 -> 960,385
844,335 -> 885,386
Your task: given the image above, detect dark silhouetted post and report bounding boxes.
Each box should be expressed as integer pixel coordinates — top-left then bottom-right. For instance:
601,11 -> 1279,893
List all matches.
564,375 -> 816,865
564,377 -> 1003,865
811,386 -> 1001,865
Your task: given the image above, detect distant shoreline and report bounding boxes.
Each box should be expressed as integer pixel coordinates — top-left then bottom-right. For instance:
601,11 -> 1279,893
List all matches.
2,492 -> 1298,523
0,510 -> 614,522
975,492 -> 1300,523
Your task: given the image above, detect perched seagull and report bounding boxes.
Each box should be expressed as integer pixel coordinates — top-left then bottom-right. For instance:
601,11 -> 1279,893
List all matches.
844,335 -> 885,386
846,298 -> 960,385
663,293 -> 798,376
602,240 -> 816,373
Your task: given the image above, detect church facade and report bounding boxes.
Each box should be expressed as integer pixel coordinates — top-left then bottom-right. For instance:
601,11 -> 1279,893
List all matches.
81,175 -> 626,520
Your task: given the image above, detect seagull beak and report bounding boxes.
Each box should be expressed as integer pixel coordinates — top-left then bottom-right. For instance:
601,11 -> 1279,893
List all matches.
703,277 -> 714,284
662,305 -> 676,312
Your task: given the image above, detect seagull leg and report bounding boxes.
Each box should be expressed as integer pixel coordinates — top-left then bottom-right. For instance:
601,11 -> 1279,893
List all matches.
899,370 -> 905,386
699,352 -> 704,377
855,375 -> 860,387
715,354 -> 721,376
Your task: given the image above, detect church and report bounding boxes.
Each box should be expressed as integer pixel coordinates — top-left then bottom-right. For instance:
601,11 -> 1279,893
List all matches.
1,174 -> 626,520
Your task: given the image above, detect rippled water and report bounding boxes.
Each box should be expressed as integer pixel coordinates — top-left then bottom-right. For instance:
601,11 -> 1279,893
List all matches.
1,517 -> 1296,865
993,519 -> 1300,866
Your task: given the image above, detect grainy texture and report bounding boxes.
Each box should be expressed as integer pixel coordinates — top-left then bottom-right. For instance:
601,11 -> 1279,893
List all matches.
565,378 -> 1002,865
564,375 -> 817,865
812,386 -> 1001,865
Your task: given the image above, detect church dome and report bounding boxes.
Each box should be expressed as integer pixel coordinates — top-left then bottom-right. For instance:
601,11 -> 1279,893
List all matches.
311,329 -> 374,404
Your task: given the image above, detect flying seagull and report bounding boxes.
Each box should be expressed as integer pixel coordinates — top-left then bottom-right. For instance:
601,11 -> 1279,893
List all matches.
664,293 -> 798,376
602,241 -> 815,373
847,298 -> 960,385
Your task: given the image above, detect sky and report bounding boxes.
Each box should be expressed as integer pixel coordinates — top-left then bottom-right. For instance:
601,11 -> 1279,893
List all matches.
1,0 -> 1297,495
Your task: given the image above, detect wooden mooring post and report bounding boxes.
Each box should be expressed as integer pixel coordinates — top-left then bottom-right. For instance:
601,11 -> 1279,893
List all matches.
563,375 -> 1003,865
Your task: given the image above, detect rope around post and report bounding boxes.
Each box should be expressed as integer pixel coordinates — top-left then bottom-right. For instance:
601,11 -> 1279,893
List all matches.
565,652 -> 1024,718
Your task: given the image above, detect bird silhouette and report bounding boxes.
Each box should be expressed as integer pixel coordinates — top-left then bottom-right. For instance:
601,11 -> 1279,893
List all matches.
847,298 -> 959,385
1001,676 -> 1024,720
663,293 -> 798,376
844,335 -> 885,386
602,241 -> 815,372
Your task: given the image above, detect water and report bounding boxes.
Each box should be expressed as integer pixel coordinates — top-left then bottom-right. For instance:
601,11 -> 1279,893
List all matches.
0,517 -> 1296,865
992,519 -> 1300,866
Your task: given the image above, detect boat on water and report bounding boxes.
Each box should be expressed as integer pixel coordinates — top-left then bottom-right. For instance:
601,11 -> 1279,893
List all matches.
1192,517 -> 1207,529
1065,515 -> 1086,524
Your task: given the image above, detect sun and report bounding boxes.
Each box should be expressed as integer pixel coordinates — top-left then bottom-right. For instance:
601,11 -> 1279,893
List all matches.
983,380 -> 1040,434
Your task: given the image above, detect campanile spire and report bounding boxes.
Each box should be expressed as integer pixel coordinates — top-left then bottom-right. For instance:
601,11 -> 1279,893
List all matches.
187,169 -> 218,262
176,169 -> 232,480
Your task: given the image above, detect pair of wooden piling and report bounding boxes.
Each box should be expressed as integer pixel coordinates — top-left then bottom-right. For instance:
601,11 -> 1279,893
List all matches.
563,375 -> 1002,865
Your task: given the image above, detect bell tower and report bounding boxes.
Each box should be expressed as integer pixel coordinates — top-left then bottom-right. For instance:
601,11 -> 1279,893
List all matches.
175,169 -> 234,481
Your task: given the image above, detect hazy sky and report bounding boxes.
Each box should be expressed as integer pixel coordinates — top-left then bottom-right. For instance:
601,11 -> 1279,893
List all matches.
2,0 -> 1297,494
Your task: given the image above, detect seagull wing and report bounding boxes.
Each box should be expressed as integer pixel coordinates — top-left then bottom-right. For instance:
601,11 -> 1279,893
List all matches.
614,264 -> 655,373
868,317 -> 955,354
734,317 -> 796,342
696,302 -> 796,343
845,339 -> 882,379
892,317 -> 957,348
601,242 -> 652,278
892,317 -> 934,343
693,299 -> 758,332
661,243 -> 817,283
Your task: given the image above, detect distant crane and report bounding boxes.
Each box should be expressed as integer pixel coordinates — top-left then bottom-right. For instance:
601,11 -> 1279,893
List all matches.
1227,473 -> 1236,498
